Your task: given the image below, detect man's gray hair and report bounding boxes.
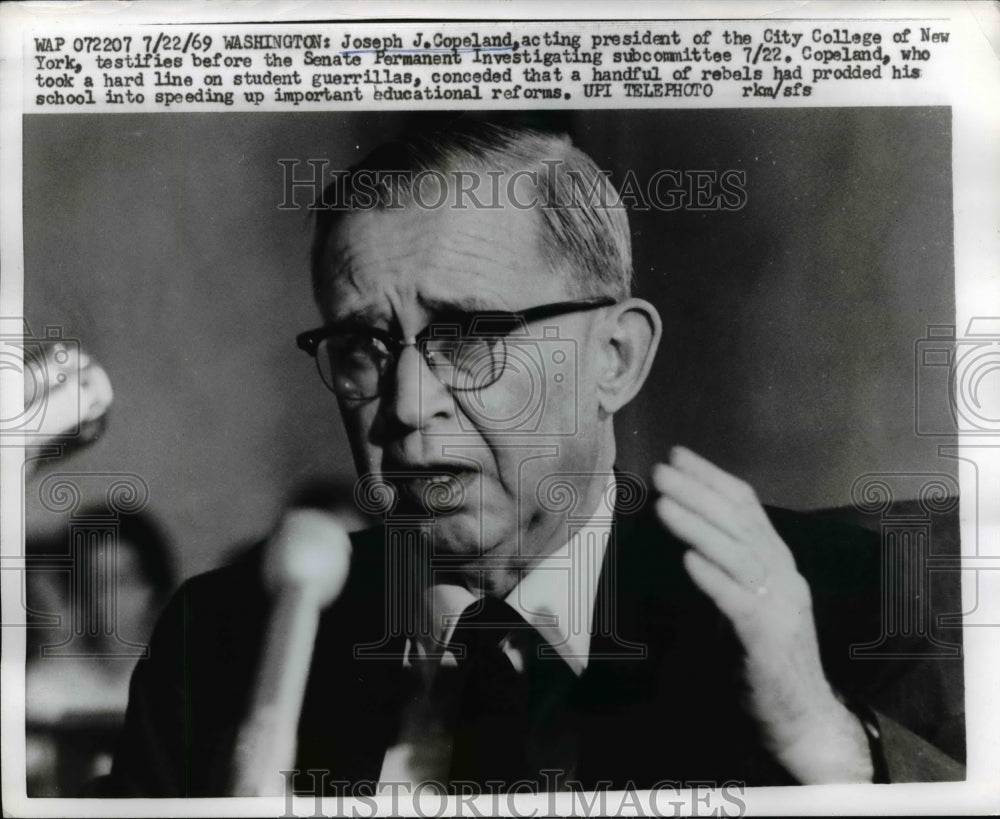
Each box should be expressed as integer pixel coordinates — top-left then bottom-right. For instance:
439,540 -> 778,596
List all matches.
311,120 -> 633,304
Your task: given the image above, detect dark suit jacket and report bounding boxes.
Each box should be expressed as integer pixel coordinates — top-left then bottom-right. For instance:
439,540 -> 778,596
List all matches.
103,502 -> 964,796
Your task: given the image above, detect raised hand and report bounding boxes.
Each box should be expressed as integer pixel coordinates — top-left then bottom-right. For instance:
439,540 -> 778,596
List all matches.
652,446 -> 873,784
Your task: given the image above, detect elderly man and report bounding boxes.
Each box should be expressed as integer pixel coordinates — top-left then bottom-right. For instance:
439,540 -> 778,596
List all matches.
106,121 -> 962,796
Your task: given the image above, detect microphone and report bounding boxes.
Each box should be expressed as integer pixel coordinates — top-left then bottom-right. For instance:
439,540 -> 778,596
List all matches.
21,341 -> 113,476
228,509 -> 352,797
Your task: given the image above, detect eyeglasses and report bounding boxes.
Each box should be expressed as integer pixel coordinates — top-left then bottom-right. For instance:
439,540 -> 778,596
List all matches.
297,297 -> 616,401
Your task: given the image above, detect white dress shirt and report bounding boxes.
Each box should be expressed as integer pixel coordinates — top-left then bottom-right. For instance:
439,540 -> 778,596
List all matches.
378,483 -> 615,787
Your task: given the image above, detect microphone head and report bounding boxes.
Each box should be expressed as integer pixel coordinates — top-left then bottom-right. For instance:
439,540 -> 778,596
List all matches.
262,509 -> 352,607
23,344 -> 114,466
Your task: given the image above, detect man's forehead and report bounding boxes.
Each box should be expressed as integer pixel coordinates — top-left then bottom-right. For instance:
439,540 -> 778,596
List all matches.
321,197 -> 569,320
327,165 -> 549,264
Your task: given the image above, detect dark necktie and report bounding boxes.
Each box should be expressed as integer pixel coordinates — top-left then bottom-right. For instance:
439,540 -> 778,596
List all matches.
444,596 -> 532,789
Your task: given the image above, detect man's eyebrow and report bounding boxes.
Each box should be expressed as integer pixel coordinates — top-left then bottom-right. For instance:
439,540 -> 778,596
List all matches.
418,295 -> 510,315
329,297 -> 512,331
330,306 -> 385,326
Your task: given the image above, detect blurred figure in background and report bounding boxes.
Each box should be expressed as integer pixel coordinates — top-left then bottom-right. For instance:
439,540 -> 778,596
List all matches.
25,510 -> 174,796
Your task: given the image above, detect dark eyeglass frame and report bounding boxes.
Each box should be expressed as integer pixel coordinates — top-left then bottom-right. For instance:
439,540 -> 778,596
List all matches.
296,296 -> 617,399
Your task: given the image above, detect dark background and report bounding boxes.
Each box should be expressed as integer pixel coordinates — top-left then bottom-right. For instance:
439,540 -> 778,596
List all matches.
23,108 -> 955,582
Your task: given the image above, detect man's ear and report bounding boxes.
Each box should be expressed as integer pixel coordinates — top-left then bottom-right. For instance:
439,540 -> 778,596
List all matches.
594,298 -> 662,415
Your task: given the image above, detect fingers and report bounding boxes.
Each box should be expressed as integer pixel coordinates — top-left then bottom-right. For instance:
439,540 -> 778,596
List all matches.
653,460 -> 743,539
670,445 -> 768,522
655,446 -> 793,566
655,495 -> 766,586
653,448 -> 781,588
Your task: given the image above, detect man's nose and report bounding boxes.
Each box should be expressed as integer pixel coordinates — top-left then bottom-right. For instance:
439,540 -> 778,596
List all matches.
382,344 -> 452,431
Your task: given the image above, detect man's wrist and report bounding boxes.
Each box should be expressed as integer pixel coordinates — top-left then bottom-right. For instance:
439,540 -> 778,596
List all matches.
774,698 -> 876,784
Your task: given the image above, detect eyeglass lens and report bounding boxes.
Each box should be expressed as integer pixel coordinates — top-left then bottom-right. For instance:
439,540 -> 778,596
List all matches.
316,333 -> 507,399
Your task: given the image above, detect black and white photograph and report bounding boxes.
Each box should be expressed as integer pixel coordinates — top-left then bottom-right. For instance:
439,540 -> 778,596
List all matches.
2,3 -> 998,817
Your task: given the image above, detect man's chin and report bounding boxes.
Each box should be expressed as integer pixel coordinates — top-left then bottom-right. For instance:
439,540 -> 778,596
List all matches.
419,510 -> 489,555
396,505 -> 512,562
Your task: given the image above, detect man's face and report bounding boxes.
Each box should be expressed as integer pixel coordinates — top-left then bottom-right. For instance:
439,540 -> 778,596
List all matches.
318,188 -> 611,586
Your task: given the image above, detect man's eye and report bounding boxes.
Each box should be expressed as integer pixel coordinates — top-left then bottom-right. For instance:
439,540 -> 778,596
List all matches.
333,333 -> 388,361
425,338 -> 504,389
352,335 -> 386,353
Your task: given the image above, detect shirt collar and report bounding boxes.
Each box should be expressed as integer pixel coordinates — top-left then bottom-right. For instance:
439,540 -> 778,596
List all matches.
410,477 -> 615,677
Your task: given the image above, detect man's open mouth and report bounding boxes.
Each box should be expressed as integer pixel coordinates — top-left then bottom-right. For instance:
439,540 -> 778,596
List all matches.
385,468 -> 472,514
